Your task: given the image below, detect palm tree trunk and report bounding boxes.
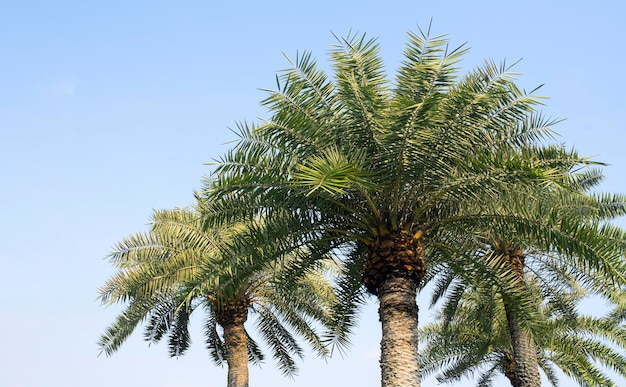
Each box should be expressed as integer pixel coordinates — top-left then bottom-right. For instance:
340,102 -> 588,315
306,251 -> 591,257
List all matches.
222,321 -> 249,387
378,276 -> 420,387
503,355 -> 522,387
502,248 -> 541,387
504,305 -> 541,387
217,297 -> 250,387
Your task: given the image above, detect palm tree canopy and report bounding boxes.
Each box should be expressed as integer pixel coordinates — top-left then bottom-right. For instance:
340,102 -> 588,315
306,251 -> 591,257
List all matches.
203,29 -> 615,336
425,181 -> 626,325
98,205 -> 336,377
420,170 -> 626,387
205,28 -> 610,279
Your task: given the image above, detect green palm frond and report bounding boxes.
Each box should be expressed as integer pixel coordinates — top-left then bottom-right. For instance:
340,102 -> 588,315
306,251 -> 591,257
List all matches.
98,296 -> 162,356
293,146 -> 371,196
322,245 -> 367,355
253,304 -> 304,377
143,295 -> 180,344
167,302 -> 192,357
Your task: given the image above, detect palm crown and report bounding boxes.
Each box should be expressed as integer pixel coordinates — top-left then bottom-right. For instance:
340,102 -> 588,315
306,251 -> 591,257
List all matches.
99,205 -> 336,387
203,28 -> 611,387
208,30 -> 582,297
421,168 -> 626,386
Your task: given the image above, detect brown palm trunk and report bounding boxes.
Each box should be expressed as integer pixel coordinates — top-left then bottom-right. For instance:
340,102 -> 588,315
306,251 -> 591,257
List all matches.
502,248 -> 541,387
378,276 -> 420,387
364,230 -> 424,387
217,296 -> 250,387
504,305 -> 541,387
503,354 -> 522,387
223,322 -> 249,387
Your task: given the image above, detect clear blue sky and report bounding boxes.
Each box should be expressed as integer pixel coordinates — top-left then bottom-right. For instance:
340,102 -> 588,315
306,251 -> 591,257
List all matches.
1,1 -> 624,386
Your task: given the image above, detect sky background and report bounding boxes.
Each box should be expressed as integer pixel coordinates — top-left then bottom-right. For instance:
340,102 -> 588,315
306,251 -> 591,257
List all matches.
1,1 -> 625,386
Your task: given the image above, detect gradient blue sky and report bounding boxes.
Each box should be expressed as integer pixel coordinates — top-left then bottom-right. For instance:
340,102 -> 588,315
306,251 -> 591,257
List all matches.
1,1 -> 625,386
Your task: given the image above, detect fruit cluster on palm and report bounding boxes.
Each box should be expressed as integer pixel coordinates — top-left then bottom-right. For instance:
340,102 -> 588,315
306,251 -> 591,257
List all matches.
100,27 -> 626,387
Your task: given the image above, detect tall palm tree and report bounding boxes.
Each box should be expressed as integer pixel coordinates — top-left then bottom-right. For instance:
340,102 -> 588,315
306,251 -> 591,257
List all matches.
419,281 -> 626,387
202,28 -> 612,386
99,206 -> 336,387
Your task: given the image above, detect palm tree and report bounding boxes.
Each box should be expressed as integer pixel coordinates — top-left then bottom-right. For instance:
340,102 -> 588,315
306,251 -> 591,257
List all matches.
419,281 -> 626,387
422,177 -> 626,386
99,206 -> 336,387
202,28 -> 610,386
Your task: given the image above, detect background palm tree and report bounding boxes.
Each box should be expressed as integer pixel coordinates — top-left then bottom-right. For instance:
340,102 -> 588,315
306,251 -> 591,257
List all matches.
419,281 -> 626,387
99,206 -> 336,387
203,28 -> 604,386
422,178 -> 626,386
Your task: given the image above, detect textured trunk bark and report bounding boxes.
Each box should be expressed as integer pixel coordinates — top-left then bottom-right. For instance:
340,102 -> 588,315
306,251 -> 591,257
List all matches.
378,276 -> 420,387
504,306 -> 541,387
501,248 -> 541,387
217,296 -> 250,387
503,354 -> 522,387
223,322 -> 249,387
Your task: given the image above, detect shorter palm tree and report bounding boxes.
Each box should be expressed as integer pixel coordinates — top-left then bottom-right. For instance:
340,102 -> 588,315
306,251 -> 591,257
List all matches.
99,206 -> 336,387
419,157 -> 626,386
419,278 -> 626,387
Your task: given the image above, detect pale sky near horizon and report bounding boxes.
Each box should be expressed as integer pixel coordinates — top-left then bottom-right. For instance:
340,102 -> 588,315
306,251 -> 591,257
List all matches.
1,1 -> 625,386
